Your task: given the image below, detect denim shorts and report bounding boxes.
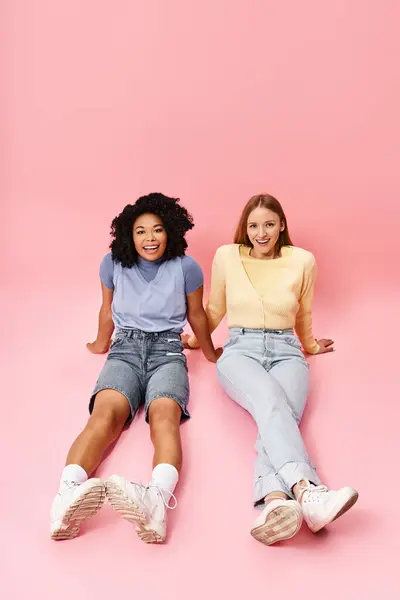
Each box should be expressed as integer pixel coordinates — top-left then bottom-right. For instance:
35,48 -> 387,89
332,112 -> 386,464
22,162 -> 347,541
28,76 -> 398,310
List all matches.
89,329 -> 190,424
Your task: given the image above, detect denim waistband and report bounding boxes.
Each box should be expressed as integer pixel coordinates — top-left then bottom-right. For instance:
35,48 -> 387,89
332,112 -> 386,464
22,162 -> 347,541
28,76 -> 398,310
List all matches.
115,328 -> 181,340
229,327 -> 294,336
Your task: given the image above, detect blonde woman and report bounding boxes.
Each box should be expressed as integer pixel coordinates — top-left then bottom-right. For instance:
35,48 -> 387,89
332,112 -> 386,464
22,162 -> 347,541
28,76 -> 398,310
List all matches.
185,194 -> 358,546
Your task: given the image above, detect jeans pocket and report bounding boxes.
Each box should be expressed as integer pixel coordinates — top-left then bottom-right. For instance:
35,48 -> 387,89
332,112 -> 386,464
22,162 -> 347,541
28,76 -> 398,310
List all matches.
284,335 -> 302,351
223,336 -> 239,350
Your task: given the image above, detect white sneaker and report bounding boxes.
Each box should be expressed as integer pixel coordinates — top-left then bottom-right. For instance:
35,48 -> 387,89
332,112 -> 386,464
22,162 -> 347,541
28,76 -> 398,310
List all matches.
251,498 -> 303,546
50,478 -> 106,540
299,483 -> 359,533
105,474 -> 177,543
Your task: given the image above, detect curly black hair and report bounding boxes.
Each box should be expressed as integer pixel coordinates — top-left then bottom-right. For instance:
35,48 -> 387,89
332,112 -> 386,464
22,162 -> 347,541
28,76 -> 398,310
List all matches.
110,193 -> 195,267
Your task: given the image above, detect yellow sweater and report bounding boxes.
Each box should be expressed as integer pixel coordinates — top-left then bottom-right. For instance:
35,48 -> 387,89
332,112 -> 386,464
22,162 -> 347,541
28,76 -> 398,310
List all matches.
193,244 -> 320,354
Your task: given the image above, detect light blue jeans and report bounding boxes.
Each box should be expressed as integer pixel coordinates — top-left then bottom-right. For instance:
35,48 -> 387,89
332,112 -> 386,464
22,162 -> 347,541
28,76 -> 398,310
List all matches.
217,328 -> 320,508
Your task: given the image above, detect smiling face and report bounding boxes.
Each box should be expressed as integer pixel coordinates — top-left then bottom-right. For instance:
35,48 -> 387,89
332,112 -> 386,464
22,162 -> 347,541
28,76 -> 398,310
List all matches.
133,213 -> 168,261
246,205 -> 285,259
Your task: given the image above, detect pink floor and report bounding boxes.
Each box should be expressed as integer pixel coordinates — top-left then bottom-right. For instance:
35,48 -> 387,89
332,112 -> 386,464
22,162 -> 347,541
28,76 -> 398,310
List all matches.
2,1 -> 400,598
1,274 -> 399,597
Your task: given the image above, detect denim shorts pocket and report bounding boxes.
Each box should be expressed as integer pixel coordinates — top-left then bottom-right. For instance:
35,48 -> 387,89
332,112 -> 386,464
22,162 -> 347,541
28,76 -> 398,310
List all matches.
110,338 -> 123,350
165,338 -> 184,356
110,332 -> 128,350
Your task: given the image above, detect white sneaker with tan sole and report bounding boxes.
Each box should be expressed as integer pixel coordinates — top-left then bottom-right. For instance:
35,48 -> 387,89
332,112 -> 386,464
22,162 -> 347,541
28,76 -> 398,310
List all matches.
251,498 -> 303,546
50,478 -> 106,540
105,474 -> 177,543
299,483 -> 359,533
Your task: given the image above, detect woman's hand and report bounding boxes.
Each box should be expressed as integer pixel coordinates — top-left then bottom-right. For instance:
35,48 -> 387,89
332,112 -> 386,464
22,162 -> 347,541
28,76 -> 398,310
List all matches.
181,333 -> 198,349
86,341 -> 110,354
181,333 -> 222,362
207,347 -> 223,363
315,338 -> 334,354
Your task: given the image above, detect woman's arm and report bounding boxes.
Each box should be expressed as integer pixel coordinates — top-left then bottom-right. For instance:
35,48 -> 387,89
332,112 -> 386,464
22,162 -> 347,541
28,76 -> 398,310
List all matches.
186,248 -> 227,348
295,256 -> 334,355
295,256 -> 320,354
87,283 -> 115,354
186,286 -> 221,362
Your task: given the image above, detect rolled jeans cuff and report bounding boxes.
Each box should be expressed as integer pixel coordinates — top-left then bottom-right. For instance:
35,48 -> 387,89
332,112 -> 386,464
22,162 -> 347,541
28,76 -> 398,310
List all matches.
278,461 -> 320,494
253,473 -> 289,508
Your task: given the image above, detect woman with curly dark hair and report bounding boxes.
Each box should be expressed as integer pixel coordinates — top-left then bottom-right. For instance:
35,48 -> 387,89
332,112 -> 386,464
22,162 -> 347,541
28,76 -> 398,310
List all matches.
50,193 -> 220,543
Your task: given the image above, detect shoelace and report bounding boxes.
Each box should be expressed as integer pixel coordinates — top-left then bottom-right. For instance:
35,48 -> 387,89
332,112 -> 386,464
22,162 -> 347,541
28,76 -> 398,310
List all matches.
129,481 -> 178,510
58,480 -> 81,495
301,484 -> 328,503
147,485 -> 178,510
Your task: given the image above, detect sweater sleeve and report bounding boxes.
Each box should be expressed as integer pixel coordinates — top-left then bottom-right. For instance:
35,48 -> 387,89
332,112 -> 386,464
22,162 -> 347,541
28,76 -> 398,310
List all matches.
295,255 -> 320,354
188,247 -> 227,348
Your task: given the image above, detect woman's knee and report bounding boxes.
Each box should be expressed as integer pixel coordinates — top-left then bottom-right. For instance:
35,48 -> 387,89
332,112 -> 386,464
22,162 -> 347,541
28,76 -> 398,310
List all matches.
148,397 -> 181,431
88,389 -> 131,434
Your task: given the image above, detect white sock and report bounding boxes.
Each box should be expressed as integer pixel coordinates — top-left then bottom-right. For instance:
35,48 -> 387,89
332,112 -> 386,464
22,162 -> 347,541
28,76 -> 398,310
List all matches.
59,464 -> 88,491
150,463 -> 179,496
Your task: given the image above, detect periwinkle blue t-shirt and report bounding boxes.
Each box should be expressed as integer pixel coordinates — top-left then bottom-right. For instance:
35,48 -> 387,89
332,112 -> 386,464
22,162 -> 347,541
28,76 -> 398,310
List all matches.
99,253 -> 204,332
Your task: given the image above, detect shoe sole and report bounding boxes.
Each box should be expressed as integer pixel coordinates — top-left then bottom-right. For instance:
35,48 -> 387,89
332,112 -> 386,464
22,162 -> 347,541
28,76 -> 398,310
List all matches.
311,490 -> 359,533
251,505 -> 303,546
105,480 -> 164,544
51,484 -> 106,541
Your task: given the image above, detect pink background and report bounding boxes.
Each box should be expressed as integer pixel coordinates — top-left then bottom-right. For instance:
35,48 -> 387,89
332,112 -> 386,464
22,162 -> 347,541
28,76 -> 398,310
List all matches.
1,1 -> 399,598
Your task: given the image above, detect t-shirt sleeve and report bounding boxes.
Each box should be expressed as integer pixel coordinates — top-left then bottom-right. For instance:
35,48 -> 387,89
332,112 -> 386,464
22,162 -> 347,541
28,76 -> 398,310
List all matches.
99,253 -> 114,290
181,256 -> 204,294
